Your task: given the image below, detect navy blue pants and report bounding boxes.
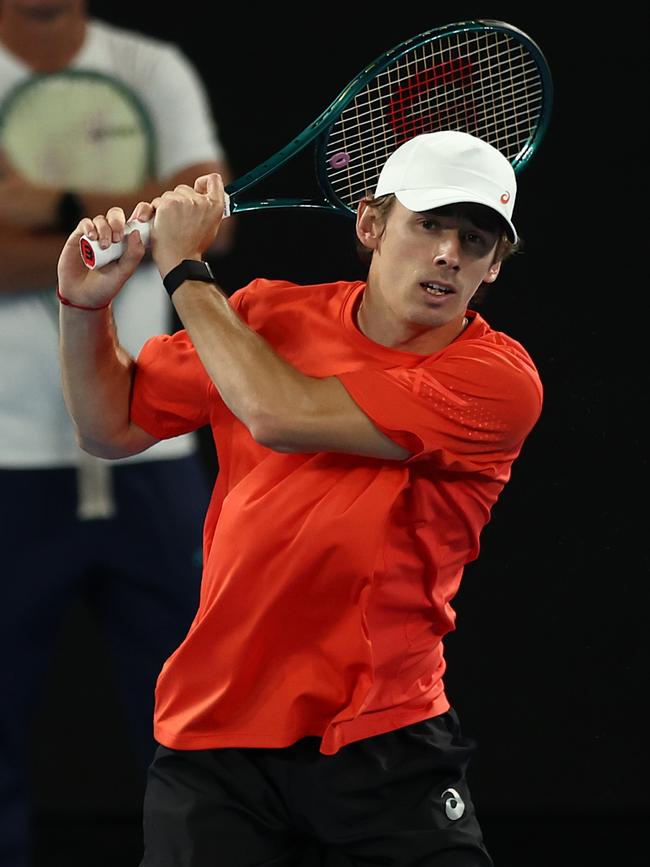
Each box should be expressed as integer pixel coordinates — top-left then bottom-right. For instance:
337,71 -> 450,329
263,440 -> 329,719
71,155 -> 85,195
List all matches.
0,455 -> 211,867
141,713 -> 493,866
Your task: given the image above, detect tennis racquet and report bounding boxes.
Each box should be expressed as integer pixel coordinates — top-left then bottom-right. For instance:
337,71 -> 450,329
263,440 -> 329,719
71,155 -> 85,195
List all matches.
82,18 -> 553,269
0,68 -> 155,190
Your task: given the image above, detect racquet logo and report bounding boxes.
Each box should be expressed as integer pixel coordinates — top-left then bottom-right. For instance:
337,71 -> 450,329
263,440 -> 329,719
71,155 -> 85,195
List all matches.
388,56 -> 476,144
80,237 -> 96,268
442,787 -> 466,821
89,124 -> 141,142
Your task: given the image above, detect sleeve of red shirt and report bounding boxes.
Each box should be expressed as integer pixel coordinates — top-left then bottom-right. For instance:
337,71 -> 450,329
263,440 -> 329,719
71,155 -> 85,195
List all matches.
128,284 -> 264,440
337,339 -> 543,473
130,329 -> 214,440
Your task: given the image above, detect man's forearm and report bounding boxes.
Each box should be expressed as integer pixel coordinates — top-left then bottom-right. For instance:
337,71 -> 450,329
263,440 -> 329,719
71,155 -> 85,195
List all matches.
59,304 -> 140,458
146,173 -> 406,460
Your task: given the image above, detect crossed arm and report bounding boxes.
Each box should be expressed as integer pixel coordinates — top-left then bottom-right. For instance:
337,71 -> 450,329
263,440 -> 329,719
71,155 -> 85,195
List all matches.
57,173 -> 410,462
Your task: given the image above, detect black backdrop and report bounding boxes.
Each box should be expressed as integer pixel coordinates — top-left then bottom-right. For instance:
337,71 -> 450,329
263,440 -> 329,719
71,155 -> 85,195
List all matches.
30,1 -> 647,856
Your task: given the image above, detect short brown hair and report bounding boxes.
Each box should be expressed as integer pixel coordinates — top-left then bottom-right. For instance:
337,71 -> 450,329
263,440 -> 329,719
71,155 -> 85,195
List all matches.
355,194 -> 522,270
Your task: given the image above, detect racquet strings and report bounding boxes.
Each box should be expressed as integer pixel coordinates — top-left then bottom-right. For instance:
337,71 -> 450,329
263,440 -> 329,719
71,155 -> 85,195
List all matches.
325,28 -> 545,209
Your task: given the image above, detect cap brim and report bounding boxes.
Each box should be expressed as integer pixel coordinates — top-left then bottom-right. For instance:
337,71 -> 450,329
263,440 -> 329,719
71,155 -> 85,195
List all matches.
393,188 -> 518,243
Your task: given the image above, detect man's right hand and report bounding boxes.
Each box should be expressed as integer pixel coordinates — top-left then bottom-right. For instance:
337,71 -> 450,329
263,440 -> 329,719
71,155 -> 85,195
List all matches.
56,205 -> 148,310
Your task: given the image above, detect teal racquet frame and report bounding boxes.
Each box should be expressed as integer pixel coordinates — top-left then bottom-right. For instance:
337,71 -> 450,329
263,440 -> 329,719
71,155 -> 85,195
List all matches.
226,19 -> 553,218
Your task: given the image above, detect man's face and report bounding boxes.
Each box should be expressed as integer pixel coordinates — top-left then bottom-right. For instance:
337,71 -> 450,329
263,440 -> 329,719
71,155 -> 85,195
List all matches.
1,0 -> 83,21
358,199 -> 502,332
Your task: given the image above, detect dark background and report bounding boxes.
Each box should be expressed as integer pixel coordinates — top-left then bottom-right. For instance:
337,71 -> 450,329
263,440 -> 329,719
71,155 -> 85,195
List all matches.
30,5 -> 647,866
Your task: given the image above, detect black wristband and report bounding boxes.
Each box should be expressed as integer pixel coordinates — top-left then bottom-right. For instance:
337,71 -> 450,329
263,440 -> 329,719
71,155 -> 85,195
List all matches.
57,191 -> 84,233
162,259 -> 216,298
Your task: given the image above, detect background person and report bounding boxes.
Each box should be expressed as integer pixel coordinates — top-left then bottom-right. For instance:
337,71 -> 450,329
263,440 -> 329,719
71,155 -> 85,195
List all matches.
0,2 -> 233,865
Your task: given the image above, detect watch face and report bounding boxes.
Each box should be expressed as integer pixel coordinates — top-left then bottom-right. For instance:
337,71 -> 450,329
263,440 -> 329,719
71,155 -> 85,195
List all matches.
188,261 -> 213,281
164,259 -> 216,296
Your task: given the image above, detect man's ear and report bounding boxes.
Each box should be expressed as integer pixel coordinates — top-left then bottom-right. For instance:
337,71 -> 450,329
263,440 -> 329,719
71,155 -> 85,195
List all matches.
356,200 -> 381,251
483,260 -> 502,284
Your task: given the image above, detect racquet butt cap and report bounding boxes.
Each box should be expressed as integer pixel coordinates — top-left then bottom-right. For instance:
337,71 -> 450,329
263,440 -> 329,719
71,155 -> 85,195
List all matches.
375,131 -> 518,243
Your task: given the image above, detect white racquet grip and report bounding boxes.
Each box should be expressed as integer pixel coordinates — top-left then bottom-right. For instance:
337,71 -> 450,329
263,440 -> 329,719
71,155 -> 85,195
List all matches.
79,193 -> 231,270
80,219 -> 151,270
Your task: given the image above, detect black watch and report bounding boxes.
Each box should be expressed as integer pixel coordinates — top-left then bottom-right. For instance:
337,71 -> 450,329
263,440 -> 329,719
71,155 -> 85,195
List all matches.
163,259 -> 216,298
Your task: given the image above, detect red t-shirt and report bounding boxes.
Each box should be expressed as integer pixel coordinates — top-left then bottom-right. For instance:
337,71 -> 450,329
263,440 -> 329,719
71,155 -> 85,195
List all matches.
131,279 -> 543,755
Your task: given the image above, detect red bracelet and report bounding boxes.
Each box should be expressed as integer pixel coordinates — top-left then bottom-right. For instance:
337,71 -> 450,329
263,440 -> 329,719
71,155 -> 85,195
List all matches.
56,285 -> 110,311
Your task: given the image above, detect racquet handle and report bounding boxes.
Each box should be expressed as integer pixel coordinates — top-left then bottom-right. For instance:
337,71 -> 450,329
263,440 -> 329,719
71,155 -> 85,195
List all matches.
79,193 -> 231,270
80,219 -> 151,270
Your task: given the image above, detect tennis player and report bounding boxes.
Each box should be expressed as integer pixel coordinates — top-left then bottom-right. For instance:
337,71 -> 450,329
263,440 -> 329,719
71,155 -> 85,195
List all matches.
58,130 -> 543,866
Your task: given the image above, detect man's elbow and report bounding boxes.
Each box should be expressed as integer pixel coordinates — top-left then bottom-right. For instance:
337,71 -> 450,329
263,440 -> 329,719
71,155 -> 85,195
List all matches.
248,414 -> 296,452
75,429 -> 151,460
76,434 -> 127,460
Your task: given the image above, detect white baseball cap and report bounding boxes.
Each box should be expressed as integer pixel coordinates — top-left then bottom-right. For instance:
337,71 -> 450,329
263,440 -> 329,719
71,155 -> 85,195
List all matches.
374,130 -> 518,243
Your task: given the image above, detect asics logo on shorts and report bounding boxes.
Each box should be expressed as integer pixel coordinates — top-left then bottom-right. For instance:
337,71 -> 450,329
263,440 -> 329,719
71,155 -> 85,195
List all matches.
442,787 -> 466,820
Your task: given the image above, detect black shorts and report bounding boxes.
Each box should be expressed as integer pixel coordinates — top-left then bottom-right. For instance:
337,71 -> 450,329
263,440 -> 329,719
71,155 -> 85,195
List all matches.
140,711 -> 493,866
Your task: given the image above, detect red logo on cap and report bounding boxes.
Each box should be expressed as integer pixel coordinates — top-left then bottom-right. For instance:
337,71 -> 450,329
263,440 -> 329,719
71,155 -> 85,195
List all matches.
500,192 -> 511,204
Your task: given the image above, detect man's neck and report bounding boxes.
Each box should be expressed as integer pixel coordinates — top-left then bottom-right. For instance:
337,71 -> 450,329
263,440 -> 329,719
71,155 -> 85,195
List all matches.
0,9 -> 86,72
356,288 -> 469,355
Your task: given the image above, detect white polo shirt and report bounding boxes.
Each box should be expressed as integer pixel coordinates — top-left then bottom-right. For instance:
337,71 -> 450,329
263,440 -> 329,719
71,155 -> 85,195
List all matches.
0,19 -> 224,468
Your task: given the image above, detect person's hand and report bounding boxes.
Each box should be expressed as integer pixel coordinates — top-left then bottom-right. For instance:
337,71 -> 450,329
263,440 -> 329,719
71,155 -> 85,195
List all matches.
150,173 -> 226,276
56,204 -> 150,310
